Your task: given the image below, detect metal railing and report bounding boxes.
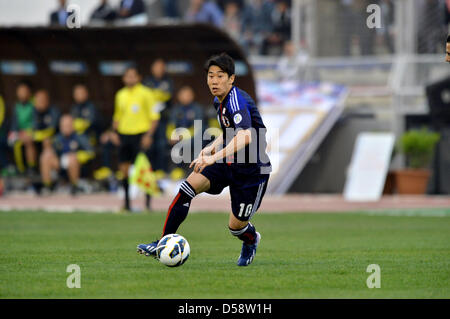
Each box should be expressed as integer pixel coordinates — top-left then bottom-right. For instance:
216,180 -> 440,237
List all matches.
291,0 -> 449,57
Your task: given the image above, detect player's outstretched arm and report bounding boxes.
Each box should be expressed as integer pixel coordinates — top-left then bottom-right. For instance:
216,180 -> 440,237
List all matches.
213,129 -> 252,162
200,133 -> 223,157
189,133 -> 223,173
190,129 -> 252,173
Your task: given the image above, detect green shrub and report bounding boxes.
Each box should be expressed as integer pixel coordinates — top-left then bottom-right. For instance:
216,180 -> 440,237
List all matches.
398,128 -> 440,169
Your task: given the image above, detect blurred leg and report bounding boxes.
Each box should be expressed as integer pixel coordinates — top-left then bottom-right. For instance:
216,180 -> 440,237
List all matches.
119,162 -> 131,210
67,153 -> 80,185
40,147 -> 59,186
21,132 -> 36,168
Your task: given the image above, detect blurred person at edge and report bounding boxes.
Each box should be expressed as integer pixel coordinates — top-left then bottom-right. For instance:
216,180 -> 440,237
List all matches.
161,0 -> 180,18
418,0 -> 447,54
277,41 -> 309,81
379,0 -> 395,54
90,0 -> 117,23
143,58 -> 174,176
355,0 -> 377,55
216,0 -> 244,11
339,0 -> 378,56
184,0 -> 224,27
262,0 -> 292,55
118,0 -> 146,19
240,0 -> 273,54
223,0 -> 243,42
49,0 -> 71,26
446,0 -> 450,28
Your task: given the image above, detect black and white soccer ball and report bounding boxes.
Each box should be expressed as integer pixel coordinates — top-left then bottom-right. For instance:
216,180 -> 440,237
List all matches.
156,234 -> 190,267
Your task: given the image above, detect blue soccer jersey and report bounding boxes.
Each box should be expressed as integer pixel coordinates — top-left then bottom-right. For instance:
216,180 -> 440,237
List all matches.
213,86 -> 271,175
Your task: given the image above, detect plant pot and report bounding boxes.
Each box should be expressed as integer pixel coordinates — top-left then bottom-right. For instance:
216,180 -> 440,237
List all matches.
394,169 -> 431,194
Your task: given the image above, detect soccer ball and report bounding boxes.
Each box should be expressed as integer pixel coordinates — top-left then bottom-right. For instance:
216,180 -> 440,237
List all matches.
156,234 -> 190,267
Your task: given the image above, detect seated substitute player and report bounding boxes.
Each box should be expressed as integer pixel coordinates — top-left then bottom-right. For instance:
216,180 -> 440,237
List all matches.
138,53 -> 271,266
40,114 -> 94,195
31,89 -> 61,193
70,84 -> 100,146
8,80 -> 36,175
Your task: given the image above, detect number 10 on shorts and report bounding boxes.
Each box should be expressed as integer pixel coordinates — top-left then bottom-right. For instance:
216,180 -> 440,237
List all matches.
238,203 -> 253,218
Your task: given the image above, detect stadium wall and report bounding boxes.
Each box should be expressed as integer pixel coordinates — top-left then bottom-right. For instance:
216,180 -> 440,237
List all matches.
289,114 -> 392,193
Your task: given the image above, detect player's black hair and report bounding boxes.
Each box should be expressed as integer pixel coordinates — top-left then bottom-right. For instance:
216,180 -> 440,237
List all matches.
123,65 -> 140,75
73,83 -> 88,89
35,88 -> 48,94
204,53 -> 235,77
17,79 -> 33,90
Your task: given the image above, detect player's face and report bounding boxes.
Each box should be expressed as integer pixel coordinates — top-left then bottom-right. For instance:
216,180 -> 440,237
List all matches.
34,91 -> 49,112
178,87 -> 194,106
16,84 -> 31,102
123,69 -> 141,87
60,116 -> 74,136
207,65 -> 235,100
73,85 -> 88,104
151,59 -> 165,79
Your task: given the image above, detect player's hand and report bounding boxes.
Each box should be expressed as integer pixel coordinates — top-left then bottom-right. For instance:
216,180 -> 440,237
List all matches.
18,130 -> 32,142
199,145 -> 215,157
141,133 -> 153,150
190,155 -> 215,174
110,131 -> 121,146
42,138 -> 52,150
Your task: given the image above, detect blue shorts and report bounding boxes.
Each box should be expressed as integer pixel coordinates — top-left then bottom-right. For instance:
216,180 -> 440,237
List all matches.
200,163 -> 269,221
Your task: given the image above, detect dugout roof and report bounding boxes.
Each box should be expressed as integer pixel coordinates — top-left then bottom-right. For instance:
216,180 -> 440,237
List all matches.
0,24 -> 255,117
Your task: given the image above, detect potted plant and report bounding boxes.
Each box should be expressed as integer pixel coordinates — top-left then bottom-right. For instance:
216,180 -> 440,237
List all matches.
394,128 -> 440,194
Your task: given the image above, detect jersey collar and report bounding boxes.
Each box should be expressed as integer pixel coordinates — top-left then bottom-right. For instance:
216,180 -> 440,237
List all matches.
126,83 -> 142,92
218,86 -> 235,108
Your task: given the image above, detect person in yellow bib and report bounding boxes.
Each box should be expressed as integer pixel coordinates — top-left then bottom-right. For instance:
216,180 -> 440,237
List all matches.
111,66 -> 160,211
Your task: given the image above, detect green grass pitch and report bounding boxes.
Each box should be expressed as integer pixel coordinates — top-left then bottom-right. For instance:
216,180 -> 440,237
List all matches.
1,210 -> 449,298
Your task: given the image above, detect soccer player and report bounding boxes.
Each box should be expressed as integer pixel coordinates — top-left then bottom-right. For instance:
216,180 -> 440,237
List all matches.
138,53 -> 271,266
